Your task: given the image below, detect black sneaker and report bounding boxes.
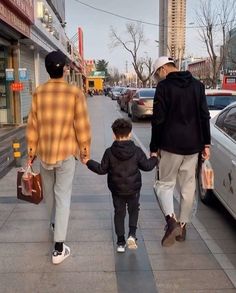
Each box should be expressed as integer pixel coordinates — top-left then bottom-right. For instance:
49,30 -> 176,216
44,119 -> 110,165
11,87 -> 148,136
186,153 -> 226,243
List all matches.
161,216 -> 181,247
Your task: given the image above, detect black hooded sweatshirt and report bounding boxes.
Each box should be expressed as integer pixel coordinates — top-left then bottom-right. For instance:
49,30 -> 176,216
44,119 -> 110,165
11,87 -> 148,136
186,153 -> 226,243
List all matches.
150,71 -> 211,155
87,140 -> 157,196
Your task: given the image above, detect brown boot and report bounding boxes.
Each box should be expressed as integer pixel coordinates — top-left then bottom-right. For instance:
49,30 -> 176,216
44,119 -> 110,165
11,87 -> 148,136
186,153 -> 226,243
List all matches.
161,215 -> 181,247
176,223 -> 186,242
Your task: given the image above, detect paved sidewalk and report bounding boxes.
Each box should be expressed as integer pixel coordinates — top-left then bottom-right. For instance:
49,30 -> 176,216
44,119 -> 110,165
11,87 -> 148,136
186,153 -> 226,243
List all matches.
0,96 -> 235,292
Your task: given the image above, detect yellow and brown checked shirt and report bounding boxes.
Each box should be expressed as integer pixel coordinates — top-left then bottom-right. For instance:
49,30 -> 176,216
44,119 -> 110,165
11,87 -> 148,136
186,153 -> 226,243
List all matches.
26,78 -> 91,165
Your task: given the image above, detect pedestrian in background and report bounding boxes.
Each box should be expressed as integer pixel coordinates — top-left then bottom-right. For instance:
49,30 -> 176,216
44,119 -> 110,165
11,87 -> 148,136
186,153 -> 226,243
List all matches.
150,56 -> 211,247
83,118 -> 157,252
26,51 -> 91,264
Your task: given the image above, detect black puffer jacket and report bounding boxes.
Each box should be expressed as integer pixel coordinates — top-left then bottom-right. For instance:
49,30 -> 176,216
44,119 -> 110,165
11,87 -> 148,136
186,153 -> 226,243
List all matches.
87,140 -> 157,196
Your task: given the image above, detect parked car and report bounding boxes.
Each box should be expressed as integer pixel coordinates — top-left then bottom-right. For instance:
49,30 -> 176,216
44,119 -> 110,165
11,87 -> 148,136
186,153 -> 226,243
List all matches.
205,89 -> 236,118
198,101 -> 236,219
117,87 -> 127,105
129,88 -> 155,122
110,87 -> 124,100
120,88 -> 137,112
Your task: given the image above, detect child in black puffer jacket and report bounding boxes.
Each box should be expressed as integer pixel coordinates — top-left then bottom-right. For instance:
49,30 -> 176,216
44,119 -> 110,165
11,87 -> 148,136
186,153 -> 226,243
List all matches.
83,118 -> 157,253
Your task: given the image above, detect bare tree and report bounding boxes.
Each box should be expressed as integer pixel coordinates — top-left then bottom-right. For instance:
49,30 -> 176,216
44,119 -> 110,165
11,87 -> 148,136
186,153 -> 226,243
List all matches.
110,22 -> 154,88
196,0 -> 236,88
108,67 -> 120,86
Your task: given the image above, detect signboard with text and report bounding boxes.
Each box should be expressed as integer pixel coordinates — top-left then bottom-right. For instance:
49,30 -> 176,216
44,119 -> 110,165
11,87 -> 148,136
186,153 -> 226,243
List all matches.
5,68 -> 14,81
0,2 -> 30,37
18,68 -> 28,81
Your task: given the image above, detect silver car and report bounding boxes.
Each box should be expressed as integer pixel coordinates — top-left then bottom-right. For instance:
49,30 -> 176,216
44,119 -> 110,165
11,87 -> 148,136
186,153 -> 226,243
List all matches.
129,88 -> 155,122
205,89 -> 236,118
198,101 -> 236,219
110,87 -> 124,100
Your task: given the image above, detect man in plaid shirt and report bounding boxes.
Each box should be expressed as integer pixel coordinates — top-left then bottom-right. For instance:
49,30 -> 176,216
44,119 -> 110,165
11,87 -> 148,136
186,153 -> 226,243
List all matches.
26,51 -> 91,264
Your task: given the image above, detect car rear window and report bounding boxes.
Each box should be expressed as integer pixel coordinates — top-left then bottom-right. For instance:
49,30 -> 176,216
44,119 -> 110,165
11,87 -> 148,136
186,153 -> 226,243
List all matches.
206,95 -> 236,110
139,90 -> 155,98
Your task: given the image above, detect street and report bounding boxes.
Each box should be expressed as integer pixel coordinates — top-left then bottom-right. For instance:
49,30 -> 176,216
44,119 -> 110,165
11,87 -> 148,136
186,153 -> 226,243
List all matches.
0,95 -> 236,292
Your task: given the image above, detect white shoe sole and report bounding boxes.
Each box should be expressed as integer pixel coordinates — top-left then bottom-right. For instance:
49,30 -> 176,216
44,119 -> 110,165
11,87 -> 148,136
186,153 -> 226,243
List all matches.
127,238 -> 137,250
117,248 -> 125,253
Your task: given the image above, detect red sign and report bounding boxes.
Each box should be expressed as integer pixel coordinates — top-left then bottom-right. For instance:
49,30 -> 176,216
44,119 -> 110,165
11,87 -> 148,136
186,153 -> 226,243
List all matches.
11,82 -> 24,91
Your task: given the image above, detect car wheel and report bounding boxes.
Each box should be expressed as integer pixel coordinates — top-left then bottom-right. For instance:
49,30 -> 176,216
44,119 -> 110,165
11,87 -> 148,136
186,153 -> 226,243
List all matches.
197,167 -> 214,205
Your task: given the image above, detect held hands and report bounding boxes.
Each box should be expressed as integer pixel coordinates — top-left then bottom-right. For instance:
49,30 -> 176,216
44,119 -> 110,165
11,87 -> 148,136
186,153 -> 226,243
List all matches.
150,150 -> 161,158
80,153 -> 89,164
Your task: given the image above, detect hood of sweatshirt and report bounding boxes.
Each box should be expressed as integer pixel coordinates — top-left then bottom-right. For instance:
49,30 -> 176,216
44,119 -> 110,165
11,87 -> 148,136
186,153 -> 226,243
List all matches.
166,70 -> 193,88
111,140 -> 136,161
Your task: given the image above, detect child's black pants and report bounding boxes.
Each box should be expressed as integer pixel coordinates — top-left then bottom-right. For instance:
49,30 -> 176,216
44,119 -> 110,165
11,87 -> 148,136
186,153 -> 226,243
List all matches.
112,193 -> 140,244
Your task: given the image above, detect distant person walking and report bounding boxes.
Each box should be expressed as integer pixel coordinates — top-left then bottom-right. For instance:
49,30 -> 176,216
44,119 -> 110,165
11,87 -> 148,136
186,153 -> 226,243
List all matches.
150,56 -> 211,247
83,119 -> 157,252
26,51 -> 91,264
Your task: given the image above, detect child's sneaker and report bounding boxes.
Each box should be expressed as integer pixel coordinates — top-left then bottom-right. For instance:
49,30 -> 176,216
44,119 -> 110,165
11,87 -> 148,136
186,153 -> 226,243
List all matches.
127,235 -> 138,250
117,244 -> 126,253
52,243 -> 70,264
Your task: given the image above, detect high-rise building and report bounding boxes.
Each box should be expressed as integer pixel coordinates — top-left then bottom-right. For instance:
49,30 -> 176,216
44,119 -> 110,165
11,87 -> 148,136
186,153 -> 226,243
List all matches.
159,0 -> 186,63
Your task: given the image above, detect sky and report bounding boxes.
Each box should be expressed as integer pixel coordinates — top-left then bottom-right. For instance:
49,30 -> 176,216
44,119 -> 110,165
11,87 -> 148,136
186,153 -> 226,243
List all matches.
64,0 -> 216,73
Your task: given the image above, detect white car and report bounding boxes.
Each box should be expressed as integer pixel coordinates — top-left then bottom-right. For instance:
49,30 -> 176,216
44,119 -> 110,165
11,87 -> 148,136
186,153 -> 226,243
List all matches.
205,89 -> 236,118
198,101 -> 236,219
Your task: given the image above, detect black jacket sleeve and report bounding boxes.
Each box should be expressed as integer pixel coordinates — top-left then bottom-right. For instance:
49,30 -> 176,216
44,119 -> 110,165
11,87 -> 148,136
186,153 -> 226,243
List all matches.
150,83 -> 167,152
199,83 -> 211,145
137,147 -> 158,171
86,149 -> 109,175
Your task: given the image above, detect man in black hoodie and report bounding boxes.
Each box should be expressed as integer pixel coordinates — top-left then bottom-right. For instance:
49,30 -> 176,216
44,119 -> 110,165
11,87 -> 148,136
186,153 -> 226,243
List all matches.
84,119 -> 157,253
150,56 -> 211,247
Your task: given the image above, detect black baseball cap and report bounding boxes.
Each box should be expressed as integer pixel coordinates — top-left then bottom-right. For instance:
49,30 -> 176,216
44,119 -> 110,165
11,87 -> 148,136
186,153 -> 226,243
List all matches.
45,51 -> 66,71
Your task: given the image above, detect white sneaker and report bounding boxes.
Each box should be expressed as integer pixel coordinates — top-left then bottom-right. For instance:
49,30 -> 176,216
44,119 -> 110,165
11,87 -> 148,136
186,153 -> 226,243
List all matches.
52,244 -> 70,264
127,236 -> 138,250
117,244 -> 126,253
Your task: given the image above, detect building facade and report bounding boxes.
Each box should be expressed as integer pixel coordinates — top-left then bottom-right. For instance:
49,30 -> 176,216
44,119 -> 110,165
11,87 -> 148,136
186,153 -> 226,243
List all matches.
159,0 -> 186,64
0,0 -> 84,125
0,0 -> 34,124
188,58 -> 212,87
